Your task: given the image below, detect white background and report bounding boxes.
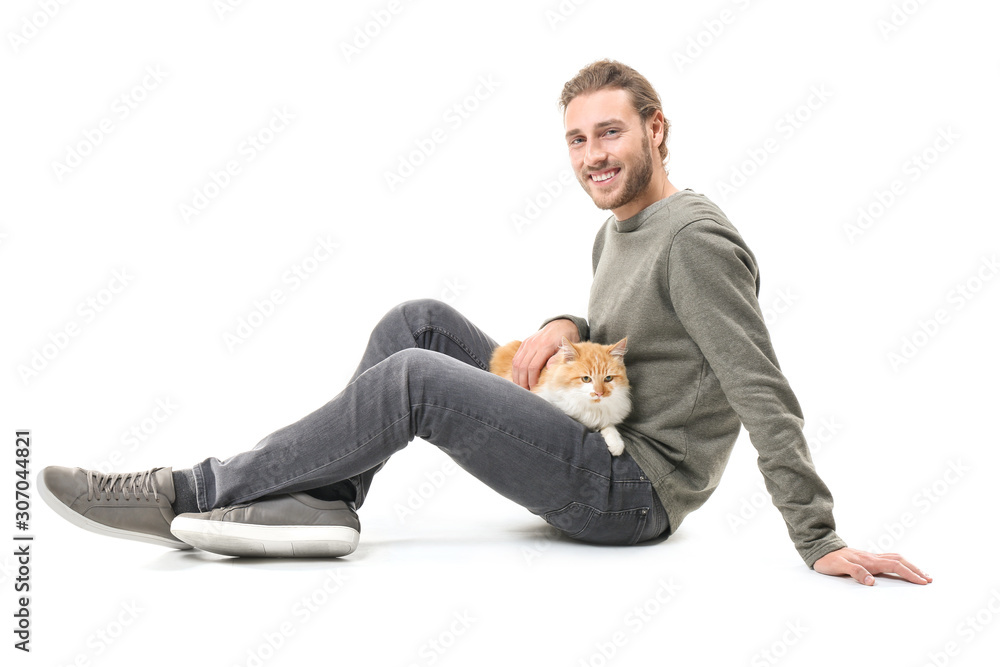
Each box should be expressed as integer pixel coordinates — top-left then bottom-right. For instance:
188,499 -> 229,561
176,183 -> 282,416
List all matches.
3,1 -> 998,665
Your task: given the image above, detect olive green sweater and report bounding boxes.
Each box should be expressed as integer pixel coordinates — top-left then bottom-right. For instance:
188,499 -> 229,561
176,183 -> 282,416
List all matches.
543,189 -> 847,568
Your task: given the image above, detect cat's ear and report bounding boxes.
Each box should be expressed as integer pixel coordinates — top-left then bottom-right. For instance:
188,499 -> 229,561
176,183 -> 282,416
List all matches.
608,337 -> 628,358
558,336 -> 578,362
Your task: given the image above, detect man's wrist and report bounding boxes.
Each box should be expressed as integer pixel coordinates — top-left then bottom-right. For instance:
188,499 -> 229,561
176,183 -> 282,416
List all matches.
548,318 -> 581,341
539,314 -> 589,341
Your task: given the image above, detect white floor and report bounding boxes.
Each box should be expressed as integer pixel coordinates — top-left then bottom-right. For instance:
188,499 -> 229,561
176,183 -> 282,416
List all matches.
19,439 -> 987,667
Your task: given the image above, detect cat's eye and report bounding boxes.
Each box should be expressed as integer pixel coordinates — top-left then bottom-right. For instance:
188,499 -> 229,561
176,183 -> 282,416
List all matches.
581,376 -> 591,383
604,376 -> 613,382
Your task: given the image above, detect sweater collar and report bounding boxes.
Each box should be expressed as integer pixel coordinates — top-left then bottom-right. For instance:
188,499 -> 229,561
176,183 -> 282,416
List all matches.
612,188 -> 692,233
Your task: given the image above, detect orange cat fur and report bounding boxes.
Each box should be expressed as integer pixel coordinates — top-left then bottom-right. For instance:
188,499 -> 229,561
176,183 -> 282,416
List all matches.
489,337 -> 631,455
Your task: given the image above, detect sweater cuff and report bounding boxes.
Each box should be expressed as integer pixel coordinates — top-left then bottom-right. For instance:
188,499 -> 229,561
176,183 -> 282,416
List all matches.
539,314 -> 589,342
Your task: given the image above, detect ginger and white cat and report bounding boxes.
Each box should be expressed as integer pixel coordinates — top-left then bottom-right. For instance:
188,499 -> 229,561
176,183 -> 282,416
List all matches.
489,337 -> 631,456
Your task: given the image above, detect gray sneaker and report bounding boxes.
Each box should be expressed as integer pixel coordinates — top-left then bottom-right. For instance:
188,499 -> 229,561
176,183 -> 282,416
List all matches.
37,466 -> 191,549
170,492 -> 360,558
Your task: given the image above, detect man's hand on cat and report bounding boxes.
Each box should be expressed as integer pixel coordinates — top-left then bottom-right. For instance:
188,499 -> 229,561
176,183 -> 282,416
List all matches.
813,547 -> 932,586
512,319 -> 581,390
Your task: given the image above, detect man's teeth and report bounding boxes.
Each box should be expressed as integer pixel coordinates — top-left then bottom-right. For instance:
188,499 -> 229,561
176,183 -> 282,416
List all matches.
592,170 -> 616,182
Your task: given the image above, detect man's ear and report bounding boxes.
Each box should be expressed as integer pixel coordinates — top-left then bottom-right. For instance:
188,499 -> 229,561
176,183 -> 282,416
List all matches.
647,110 -> 665,158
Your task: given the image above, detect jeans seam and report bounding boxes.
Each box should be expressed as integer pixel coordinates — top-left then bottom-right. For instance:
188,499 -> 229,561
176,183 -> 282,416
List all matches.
546,502 -> 649,545
632,507 -> 649,544
230,412 -> 413,505
416,402 -> 614,483
410,324 -> 490,371
191,464 -> 206,513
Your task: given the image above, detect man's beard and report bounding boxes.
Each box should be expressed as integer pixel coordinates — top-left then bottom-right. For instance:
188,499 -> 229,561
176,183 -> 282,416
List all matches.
581,133 -> 655,212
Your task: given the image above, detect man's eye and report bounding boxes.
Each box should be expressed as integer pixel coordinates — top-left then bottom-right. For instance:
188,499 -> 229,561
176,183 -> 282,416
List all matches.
581,376 -> 591,383
570,137 -> 583,145
605,129 -> 619,137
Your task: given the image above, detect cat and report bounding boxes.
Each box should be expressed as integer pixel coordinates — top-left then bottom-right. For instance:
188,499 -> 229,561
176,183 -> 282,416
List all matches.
489,336 -> 631,456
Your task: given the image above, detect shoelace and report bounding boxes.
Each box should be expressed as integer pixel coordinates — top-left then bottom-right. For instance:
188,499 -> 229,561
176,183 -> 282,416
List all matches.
87,468 -> 161,503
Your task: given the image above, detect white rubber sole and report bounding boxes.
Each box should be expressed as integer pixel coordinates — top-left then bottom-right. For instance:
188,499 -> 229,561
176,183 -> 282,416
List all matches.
170,516 -> 360,558
36,472 -> 192,550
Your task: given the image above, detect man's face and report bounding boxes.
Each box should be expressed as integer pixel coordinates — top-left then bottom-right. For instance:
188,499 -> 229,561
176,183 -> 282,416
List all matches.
564,88 -> 655,214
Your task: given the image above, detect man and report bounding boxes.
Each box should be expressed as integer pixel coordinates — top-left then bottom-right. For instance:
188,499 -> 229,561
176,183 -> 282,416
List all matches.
39,60 -> 929,586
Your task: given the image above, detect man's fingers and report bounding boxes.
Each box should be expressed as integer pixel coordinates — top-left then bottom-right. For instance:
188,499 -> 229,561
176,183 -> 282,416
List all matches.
514,359 -> 528,389
888,561 -> 929,585
871,555 -> 931,585
527,367 -> 539,391
888,554 -> 932,582
814,547 -> 931,587
822,556 -> 874,585
512,346 -> 544,390
524,349 -> 542,391
851,563 -> 875,586
511,342 -> 532,389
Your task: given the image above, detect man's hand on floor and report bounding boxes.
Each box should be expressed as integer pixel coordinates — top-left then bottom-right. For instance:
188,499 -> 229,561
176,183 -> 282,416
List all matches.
814,546 -> 932,586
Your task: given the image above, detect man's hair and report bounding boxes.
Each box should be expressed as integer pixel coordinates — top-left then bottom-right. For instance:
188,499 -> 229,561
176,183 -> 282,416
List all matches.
559,59 -> 669,163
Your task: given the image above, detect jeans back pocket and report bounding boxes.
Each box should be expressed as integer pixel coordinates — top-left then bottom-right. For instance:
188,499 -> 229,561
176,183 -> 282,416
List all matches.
543,502 -> 647,546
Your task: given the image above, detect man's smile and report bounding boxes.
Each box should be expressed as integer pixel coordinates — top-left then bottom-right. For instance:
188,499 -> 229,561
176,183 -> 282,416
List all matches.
588,167 -> 621,185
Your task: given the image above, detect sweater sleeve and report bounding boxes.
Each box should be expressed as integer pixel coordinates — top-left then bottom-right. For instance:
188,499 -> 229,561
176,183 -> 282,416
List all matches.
666,219 -> 847,568
538,314 -> 590,342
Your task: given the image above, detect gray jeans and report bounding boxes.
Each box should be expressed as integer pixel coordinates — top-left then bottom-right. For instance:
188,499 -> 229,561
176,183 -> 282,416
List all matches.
189,299 -> 669,545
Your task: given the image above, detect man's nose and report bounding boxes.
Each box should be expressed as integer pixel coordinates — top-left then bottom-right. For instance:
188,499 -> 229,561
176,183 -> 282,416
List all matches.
584,141 -> 607,166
